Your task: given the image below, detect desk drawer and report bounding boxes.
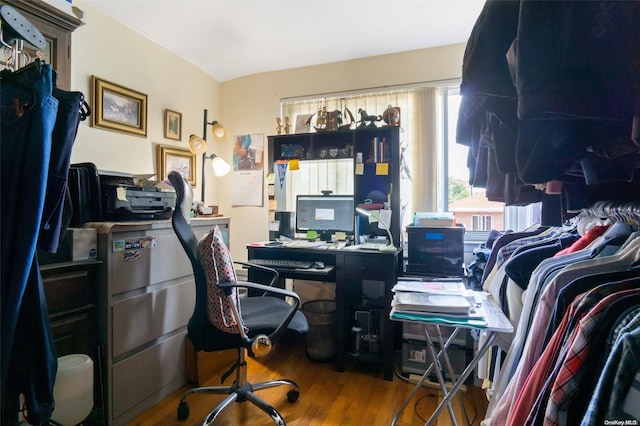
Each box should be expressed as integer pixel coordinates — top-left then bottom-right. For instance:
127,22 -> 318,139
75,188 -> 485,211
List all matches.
344,254 -> 389,280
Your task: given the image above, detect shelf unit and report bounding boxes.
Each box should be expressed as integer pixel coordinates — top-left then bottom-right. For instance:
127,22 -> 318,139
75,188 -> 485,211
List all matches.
267,126 -> 401,248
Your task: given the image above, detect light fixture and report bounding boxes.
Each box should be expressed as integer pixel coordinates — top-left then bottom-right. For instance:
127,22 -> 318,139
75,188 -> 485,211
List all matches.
356,207 -> 397,253
190,109 -> 231,202
206,153 -> 231,177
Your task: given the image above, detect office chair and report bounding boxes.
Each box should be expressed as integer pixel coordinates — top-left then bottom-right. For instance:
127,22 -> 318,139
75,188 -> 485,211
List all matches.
167,171 -> 309,425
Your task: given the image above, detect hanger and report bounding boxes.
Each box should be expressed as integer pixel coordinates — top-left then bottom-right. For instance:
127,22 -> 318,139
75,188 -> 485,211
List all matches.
1,5 -> 46,72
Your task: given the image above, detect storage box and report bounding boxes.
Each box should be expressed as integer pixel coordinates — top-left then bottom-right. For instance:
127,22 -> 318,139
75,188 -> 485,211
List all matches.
405,226 -> 465,277
70,228 -> 97,260
402,339 -> 467,379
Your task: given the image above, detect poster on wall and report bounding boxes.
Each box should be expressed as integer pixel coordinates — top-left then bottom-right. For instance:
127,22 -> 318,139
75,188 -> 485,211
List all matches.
232,134 -> 264,206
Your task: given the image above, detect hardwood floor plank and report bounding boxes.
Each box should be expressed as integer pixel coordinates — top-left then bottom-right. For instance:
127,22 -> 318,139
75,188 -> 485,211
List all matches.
127,340 -> 487,426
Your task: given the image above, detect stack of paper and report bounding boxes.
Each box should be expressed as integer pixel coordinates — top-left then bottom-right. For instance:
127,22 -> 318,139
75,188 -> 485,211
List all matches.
393,292 -> 471,314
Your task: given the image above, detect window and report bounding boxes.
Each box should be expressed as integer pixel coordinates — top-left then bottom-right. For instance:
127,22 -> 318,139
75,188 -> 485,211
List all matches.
472,215 -> 492,231
279,82 -> 539,246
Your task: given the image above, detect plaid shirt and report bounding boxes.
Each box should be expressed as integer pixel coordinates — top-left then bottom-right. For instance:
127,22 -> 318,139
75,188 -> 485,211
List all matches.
543,289 -> 640,426
581,309 -> 640,425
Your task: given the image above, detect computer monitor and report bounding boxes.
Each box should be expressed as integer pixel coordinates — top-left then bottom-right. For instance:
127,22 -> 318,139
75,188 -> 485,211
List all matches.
296,195 -> 355,241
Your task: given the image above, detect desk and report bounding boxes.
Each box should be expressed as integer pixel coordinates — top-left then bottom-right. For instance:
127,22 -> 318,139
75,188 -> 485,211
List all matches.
246,244 -> 402,380
390,292 -> 513,425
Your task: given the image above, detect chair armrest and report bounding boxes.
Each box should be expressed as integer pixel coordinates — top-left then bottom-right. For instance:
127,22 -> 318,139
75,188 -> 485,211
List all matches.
234,261 -> 279,291
218,280 -> 301,345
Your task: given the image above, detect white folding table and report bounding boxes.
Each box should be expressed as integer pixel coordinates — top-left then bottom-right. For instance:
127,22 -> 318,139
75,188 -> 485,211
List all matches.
390,293 -> 513,426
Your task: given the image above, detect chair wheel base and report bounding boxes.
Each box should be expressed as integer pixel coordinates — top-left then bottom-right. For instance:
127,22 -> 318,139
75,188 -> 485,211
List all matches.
287,389 -> 300,403
177,401 -> 190,420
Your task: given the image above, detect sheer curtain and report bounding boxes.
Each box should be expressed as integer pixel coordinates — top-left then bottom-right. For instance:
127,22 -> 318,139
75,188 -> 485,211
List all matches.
280,86 -> 440,232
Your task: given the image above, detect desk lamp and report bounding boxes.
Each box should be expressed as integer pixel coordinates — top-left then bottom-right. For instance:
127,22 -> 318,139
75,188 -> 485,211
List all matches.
188,109 -> 231,202
356,207 -> 397,253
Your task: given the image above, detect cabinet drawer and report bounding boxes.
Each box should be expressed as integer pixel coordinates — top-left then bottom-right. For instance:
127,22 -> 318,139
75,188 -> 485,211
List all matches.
344,254 -> 390,280
112,331 -> 186,419
112,280 -> 194,357
42,269 -> 92,314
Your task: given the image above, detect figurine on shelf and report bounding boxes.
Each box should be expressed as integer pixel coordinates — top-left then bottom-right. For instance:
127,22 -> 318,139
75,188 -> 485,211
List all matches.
276,117 -> 283,134
357,108 -> 382,128
283,116 -> 291,134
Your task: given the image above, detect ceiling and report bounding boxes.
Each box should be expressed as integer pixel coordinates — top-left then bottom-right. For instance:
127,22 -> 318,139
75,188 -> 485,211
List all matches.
85,0 -> 485,83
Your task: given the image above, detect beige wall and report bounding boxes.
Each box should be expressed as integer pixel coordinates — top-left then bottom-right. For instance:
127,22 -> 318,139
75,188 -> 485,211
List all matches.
71,1 -> 466,260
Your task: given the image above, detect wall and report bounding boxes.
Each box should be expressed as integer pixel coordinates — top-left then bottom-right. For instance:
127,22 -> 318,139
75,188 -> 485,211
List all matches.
220,45 -> 466,260
70,1 -> 466,261
70,1 -> 223,203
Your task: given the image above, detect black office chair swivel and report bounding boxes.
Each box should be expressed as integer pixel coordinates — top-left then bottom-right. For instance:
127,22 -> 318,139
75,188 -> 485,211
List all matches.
167,171 -> 309,425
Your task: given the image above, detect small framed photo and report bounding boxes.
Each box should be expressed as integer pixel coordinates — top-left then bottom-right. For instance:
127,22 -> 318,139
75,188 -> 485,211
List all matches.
164,109 -> 182,141
156,145 -> 196,186
90,76 -> 147,137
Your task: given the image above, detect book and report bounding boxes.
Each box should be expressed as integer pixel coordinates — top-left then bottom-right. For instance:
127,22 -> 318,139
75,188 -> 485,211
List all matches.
393,292 -> 472,314
392,279 -> 467,294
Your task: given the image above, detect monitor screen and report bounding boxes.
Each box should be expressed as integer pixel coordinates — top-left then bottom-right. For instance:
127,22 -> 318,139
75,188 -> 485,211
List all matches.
296,195 -> 355,235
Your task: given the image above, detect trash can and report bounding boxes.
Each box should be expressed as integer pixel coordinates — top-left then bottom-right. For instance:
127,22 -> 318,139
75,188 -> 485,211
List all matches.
301,300 -> 336,361
52,354 -> 94,426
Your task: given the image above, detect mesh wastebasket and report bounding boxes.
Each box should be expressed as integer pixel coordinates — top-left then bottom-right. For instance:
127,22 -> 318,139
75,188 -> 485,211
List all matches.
301,300 -> 336,361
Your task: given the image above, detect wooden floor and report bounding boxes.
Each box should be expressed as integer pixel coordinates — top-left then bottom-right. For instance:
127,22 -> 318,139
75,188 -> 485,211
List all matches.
128,340 -> 488,426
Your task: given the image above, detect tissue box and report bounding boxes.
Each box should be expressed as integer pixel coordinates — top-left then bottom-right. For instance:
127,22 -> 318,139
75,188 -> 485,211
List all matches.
69,228 -> 97,260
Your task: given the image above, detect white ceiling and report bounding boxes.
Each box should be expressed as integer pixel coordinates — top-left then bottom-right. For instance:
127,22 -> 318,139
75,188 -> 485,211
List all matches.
85,0 -> 485,83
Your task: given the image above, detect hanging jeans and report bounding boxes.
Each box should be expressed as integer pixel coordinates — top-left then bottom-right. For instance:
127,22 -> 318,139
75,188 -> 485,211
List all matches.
1,62 -> 59,425
38,87 -> 85,252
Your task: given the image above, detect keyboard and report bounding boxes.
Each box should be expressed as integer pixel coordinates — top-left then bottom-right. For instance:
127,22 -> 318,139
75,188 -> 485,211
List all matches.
248,258 -> 314,269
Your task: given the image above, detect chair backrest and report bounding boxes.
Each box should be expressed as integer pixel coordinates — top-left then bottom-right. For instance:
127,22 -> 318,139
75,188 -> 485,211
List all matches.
167,171 -> 211,349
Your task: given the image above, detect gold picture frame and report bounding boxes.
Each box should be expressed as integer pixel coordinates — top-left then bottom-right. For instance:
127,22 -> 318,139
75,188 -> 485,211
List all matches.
91,76 -> 147,137
164,109 -> 182,141
156,145 -> 196,186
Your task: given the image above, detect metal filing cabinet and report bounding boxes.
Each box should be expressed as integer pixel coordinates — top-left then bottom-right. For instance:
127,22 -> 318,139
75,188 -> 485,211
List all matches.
90,217 -> 229,425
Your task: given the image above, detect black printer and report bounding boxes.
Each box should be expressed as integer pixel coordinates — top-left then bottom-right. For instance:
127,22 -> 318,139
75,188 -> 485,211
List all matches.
68,163 -> 176,225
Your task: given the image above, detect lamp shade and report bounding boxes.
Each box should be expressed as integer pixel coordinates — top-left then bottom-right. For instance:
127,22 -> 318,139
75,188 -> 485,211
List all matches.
210,122 -> 230,143
209,154 -> 231,176
188,134 -> 208,155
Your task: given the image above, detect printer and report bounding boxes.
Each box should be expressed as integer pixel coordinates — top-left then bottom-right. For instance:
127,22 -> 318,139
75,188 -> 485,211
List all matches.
99,172 -> 175,221
68,163 -> 176,224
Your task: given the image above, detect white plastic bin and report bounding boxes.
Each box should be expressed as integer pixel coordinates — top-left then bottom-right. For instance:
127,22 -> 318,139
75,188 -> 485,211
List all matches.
52,354 -> 94,426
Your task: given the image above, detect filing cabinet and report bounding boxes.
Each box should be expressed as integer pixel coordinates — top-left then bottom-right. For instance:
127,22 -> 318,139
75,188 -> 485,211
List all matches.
91,217 -> 229,426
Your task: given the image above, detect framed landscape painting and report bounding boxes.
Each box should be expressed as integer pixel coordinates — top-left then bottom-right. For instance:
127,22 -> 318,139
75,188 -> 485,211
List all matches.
91,76 -> 147,137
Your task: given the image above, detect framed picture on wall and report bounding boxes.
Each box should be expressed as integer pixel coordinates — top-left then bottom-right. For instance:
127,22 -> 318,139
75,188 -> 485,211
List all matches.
164,109 -> 182,140
90,76 -> 148,137
156,145 -> 196,185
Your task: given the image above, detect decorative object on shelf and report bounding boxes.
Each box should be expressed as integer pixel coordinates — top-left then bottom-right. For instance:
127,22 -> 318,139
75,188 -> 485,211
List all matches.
164,109 -> 182,140
281,144 -> 304,159
90,75 -> 148,137
157,145 -> 196,186
383,105 -> 401,126
303,101 -> 350,132
295,113 -> 312,133
276,116 -> 292,135
357,108 -> 382,128
189,109 -> 231,201
338,106 -> 356,130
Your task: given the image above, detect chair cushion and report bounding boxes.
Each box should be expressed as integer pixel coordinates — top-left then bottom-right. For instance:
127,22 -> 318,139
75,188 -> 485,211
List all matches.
197,226 -> 245,334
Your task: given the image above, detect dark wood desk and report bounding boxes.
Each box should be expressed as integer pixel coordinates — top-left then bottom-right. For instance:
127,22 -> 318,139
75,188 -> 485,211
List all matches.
246,245 -> 401,380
